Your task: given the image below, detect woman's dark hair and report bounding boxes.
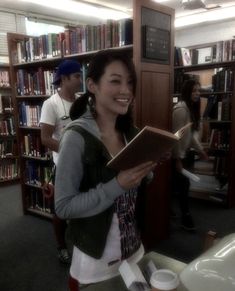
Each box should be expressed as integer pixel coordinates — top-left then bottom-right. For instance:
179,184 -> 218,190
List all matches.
70,49 -> 137,133
180,78 -> 201,131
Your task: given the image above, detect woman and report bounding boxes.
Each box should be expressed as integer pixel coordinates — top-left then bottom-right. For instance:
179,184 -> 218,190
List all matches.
54,49 -> 156,290
172,79 -> 208,231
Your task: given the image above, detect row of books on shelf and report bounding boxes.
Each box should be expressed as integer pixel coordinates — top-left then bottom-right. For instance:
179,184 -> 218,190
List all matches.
0,70 -> 10,87
0,139 -> 17,157
203,95 -> 231,121
16,62 -> 88,96
0,160 -> 19,180
217,98 -> 231,121
16,68 -> 56,96
22,134 -> 51,159
0,117 -> 16,135
26,188 -> 53,214
18,102 -> 41,127
208,128 -> 230,150
175,69 -> 233,95
0,95 -> 13,113
24,161 -> 53,187
212,68 -> 234,92
13,18 -> 133,64
175,39 -> 235,66
174,73 -> 199,94
15,33 -> 62,64
63,18 -> 132,55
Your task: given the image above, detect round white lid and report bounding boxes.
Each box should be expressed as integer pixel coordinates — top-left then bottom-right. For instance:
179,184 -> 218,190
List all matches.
150,269 -> 179,290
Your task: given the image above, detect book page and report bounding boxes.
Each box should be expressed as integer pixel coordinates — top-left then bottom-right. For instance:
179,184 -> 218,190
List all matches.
107,124 -> 190,171
107,123 -> 192,171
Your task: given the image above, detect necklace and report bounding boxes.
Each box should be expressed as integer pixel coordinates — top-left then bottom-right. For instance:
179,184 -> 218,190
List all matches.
60,96 -> 70,120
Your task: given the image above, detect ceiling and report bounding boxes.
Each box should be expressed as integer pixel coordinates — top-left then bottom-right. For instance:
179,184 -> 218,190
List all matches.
0,0 -> 235,26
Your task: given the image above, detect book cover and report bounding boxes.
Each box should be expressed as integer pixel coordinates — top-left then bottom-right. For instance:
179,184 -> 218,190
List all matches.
107,123 -> 191,171
197,47 -> 213,64
180,47 -> 192,66
119,260 -> 150,290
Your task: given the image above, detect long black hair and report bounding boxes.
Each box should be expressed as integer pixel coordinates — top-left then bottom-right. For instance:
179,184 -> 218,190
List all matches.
180,79 -> 201,131
70,49 -> 137,134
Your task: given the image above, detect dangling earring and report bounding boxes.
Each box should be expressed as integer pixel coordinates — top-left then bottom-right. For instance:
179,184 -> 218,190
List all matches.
88,96 -> 97,118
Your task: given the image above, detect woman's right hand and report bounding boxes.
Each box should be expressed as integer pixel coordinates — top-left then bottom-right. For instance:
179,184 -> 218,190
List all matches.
117,161 -> 157,190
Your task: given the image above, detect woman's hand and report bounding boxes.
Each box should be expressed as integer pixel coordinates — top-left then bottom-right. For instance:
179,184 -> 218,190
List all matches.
117,161 -> 157,190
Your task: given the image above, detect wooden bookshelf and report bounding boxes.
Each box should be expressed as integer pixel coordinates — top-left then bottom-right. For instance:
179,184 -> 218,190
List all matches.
7,32 -> 59,217
6,23 -> 135,219
174,43 -> 235,208
7,0 -> 175,246
0,64 -> 20,183
133,0 -> 174,247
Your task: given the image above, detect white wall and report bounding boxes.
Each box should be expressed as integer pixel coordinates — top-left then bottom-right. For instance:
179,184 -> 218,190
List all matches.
175,19 -> 235,47
0,10 -> 26,60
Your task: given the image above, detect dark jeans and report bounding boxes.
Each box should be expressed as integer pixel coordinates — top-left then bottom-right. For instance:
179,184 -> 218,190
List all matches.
172,159 -> 190,216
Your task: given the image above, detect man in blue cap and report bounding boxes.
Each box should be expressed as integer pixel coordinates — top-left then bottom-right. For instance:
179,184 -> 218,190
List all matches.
40,59 -> 82,264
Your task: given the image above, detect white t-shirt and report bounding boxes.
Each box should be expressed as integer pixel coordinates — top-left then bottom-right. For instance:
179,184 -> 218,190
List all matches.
70,213 -> 144,284
40,92 -> 73,165
70,188 -> 144,284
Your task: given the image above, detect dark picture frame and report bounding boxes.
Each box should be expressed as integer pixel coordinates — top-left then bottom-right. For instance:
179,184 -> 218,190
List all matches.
142,25 -> 170,64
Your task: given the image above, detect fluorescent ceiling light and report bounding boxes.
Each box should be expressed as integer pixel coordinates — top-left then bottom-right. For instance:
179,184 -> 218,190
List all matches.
20,0 -> 130,20
153,0 -> 170,2
175,5 -> 235,27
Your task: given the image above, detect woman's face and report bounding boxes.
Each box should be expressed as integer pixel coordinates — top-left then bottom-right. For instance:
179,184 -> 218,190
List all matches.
89,60 -> 134,118
191,84 -> 200,103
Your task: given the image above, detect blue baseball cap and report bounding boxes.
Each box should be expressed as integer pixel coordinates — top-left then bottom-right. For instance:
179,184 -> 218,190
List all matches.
53,59 -> 81,85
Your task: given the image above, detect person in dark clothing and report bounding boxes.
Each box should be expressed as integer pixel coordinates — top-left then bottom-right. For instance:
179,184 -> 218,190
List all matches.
172,79 -> 208,231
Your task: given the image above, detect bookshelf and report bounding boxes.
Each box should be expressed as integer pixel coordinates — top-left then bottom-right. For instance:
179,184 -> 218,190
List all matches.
133,0 -> 174,247
7,0 -> 175,247
6,22 -> 134,219
0,64 -> 20,184
174,41 -> 235,207
7,32 -> 63,218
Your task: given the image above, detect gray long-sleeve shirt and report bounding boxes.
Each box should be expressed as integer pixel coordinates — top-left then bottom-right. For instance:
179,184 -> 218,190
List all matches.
55,110 -> 126,219
172,101 -> 203,159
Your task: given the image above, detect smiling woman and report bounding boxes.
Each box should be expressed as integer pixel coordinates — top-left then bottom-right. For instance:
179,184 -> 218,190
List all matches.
54,49 -> 156,291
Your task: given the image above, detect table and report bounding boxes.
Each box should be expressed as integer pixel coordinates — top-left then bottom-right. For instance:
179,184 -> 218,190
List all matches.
83,252 -> 187,291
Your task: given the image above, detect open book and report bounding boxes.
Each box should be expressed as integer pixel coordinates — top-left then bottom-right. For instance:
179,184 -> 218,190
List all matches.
107,123 -> 191,171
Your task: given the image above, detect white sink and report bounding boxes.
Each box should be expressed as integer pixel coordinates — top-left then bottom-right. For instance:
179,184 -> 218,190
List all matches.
180,233 -> 235,291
